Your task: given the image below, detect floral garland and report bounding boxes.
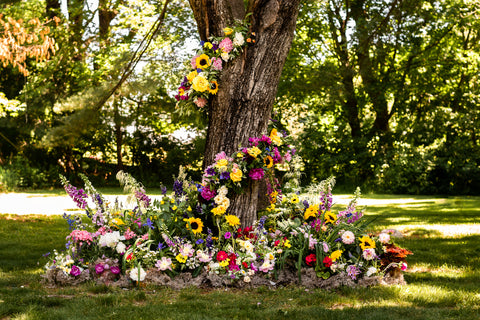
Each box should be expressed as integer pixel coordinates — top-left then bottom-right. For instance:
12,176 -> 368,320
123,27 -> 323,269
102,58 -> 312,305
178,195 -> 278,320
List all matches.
45,128 -> 412,286
175,20 -> 255,111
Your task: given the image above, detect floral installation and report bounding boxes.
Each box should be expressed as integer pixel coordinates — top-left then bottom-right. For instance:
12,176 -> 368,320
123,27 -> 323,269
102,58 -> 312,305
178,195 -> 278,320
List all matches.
45,127 -> 412,287
175,18 -> 255,112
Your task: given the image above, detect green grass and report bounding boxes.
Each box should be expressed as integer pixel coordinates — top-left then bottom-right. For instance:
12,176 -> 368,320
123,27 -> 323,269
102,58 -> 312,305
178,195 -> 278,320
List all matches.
1,196 -> 479,320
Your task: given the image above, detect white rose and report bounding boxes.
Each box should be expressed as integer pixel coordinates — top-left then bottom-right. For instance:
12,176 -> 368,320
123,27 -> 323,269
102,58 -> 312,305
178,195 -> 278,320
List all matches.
366,266 -> 377,277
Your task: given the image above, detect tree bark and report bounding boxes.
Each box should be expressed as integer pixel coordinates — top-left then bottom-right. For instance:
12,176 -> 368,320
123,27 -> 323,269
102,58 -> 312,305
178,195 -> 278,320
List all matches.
189,0 -> 301,226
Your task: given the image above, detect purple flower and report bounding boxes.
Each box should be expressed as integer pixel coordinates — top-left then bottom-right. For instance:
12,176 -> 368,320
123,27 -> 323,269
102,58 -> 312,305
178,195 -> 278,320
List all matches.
95,263 -> 105,274
70,265 -> 81,277
161,186 -> 168,195
110,266 -> 121,275
346,265 -> 361,280
196,239 -> 204,245
64,184 -> 88,209
205,167 -> 216,176
201,185 -> 216,201
220,171 -> 230,180
143,218 -> 155,230
249,168 -> 265,180
158,242 -> 166,250
135,190 -> 151,207
260,135 -> 272,145
224,232 -> 232,239
173,180 -> 185,197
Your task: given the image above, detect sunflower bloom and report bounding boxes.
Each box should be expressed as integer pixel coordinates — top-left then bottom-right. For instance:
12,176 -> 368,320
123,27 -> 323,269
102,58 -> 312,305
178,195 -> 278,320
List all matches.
324,211 -> 337,224
304,204 -> 319,220
359,235 -> 376,250
195,54 -> 211,70
209,80 -> 219,94
184,217 -> 204,235
264,155 -> 274,168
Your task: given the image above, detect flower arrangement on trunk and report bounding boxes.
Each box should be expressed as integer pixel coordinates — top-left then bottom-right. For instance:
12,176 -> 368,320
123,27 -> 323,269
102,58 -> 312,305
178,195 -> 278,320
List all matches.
175,19 -> 255,111
45,128 -> 412,286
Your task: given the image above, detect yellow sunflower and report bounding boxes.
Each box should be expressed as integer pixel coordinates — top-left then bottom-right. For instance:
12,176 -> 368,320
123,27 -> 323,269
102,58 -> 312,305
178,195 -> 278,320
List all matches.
195,54 -> 211,70
304,204 -> 319,220
264,155 -> 274,168
324,211 -> 337,224
359,235 -> 376,250
209,80 -> 219,94
184,217 -> 204,235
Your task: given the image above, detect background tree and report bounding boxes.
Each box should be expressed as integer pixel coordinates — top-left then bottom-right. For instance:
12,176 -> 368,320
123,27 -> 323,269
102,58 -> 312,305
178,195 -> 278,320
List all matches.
188,0 -> 301,226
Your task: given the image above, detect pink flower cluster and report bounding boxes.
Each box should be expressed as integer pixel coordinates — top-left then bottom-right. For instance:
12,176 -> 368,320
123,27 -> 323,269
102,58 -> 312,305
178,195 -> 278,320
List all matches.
69,230 -> 93,244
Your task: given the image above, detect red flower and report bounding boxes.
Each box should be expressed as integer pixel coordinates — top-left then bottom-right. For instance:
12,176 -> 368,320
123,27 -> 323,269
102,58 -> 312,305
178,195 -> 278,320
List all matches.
242,262 -> 249,269
126,253 -> 134,261
306,253 -> 317,266
274,240 -> 280,247
216,251 -> 228,261
323,256 -> 333,268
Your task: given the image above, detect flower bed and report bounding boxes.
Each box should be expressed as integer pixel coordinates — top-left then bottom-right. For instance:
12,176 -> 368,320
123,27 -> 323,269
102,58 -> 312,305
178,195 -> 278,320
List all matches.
44,128 -> 412,289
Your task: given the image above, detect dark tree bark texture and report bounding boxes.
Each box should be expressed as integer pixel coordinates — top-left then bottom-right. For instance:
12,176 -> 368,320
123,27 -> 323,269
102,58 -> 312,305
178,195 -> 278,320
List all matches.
188,0 -> 301,226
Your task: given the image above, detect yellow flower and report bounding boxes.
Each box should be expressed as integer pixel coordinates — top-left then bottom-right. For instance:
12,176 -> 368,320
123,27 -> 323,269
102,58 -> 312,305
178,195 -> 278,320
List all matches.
290,194 -> 299,204
283,239 -> 291,248
219,260 -> 229,267
247,146 -> 261,158
215,158 -> 228,168
195,54 -> 211,70
330,250 -> 343,261
111,218 -> 125,226
230,166 -> 243,182
264,155 -> 274,168
192,75 -> 210,92
187,206 -> 192,212
211,205 -> 227,216
225,214 -> 240,227
269,128 -> 283,145
184,217 -> 204,235
176,254 -> 187,264
187,70 -> 197,82
172,205 -> 177,211
324,211 -> 337,224
304,204 -> 319,220
359,236 -> 376,250
204,41 -> 213,49
223,27 -> 233,35
209,80 -> 219,95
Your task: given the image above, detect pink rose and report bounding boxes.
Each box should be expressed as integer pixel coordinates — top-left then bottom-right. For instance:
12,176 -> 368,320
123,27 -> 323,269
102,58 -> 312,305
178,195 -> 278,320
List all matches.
219,37 -> 233,53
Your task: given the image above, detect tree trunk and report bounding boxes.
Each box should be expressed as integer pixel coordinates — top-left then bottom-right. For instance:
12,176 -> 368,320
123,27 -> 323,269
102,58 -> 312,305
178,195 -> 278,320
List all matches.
189,0 -> 301,226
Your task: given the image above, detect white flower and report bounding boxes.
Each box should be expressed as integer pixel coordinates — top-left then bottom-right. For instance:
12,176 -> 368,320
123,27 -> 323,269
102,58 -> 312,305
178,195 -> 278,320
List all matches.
233,32 -> 245,46
379,233 -> 390,244
99,231 -> 122,248
196,250 -> 212,263
116,242 -> 126,254
366,266 -> 377,277
218,186 -> 228,197
129,266 -> 146,282
243,276 -> 251,283
221,52 -> 230,61
341,231 -> 355,244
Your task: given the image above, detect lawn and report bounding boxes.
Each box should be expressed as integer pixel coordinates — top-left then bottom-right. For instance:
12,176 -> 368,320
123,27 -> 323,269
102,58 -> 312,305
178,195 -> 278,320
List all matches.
0,195 -> 479,320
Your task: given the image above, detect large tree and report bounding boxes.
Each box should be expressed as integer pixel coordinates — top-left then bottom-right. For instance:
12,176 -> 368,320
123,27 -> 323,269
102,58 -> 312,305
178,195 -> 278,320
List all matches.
188,0 -> 301,226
